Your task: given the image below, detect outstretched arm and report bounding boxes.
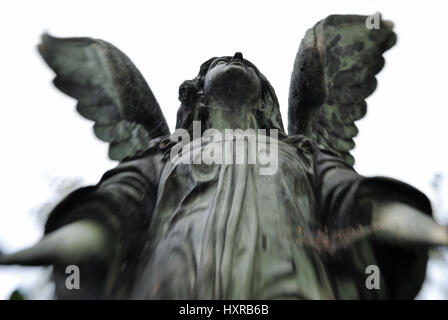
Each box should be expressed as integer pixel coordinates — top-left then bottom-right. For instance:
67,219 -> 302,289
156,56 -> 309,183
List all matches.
371,201 -> 447,246
314,147 -> 443,247
313,146 -> 444,299
0,144 -> 166,298
0,220 -> 109,266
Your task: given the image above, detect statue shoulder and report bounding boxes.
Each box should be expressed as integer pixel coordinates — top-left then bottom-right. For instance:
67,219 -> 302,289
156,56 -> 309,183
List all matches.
283,134 -> 320,156
121,135 -> 170,163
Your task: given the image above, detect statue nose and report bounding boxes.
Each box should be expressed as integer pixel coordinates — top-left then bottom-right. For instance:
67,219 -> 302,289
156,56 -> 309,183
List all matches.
232,52 -> 243,61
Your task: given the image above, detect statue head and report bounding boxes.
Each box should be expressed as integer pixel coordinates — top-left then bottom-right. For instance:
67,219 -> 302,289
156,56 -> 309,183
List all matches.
176,52 -> 284,133
203,52 -> 262,106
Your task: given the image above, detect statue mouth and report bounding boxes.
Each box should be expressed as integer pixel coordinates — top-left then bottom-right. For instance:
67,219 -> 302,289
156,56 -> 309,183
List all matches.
227,60 -> 246,68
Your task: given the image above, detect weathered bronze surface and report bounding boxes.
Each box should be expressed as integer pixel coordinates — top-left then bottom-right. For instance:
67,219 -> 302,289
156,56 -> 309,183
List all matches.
1,14 -> 446,300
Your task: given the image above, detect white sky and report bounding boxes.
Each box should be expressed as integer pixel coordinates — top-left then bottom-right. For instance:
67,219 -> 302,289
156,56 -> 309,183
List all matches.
0,0 -> 447,299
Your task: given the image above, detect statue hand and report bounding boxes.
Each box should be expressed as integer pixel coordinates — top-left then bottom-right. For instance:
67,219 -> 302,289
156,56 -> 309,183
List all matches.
0,219 -> 110,267
372,201 -> 448,246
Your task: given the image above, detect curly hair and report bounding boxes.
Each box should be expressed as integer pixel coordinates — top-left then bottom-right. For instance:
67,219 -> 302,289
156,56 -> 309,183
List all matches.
175,56 -> 285,134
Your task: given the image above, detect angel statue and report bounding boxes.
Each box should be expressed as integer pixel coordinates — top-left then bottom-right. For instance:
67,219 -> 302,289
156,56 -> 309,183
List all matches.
1,14 -> 447,300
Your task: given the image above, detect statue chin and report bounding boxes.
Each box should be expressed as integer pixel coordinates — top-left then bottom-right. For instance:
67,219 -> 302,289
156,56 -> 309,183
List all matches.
204,63 -> 262,106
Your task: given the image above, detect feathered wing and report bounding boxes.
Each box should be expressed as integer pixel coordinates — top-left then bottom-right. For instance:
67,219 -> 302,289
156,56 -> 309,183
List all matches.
38,33 -> 170,161
288,14 -> 396,165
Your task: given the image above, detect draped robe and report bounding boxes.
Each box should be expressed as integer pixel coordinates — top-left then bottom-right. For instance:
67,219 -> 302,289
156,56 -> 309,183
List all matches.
45,134 -> 431,299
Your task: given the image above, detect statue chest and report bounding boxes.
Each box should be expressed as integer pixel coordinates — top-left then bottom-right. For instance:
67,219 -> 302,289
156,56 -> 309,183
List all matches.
132,138 -> 334,299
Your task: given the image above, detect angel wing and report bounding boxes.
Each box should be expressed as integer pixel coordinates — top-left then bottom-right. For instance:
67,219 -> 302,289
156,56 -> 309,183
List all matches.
38,33 -> 170,161
288,14 -> 396,165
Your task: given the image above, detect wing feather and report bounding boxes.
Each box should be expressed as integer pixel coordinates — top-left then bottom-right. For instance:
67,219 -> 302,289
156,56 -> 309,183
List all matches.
38,34 -> 170,161
288,14 -> 396,165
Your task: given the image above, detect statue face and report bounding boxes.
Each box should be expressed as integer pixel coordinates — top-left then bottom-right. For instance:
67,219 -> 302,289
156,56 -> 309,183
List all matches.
203,52 -> 262,106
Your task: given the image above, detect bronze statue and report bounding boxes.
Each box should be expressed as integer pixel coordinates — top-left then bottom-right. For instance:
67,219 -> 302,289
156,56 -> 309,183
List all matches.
1,14 -> 447,299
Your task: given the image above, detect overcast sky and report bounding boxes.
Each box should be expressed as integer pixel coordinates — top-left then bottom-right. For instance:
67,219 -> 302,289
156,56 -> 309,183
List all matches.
0,0 -> 447,299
